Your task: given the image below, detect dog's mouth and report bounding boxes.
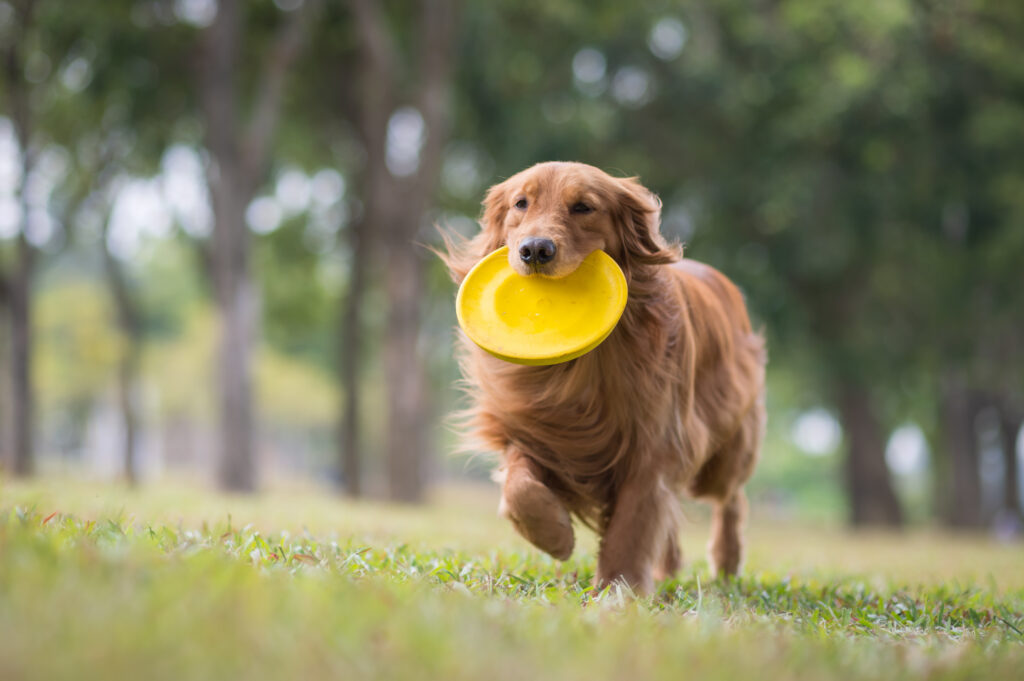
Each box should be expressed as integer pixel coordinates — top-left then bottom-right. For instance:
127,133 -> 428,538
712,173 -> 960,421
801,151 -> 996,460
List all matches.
510,257 -> 582,279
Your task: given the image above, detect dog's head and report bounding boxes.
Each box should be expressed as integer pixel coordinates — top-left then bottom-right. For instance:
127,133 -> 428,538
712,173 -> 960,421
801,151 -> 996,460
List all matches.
442,162 -> 679,282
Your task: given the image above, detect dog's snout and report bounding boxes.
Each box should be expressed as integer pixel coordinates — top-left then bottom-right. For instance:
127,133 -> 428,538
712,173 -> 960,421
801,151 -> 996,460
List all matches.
519,237 -> 557,265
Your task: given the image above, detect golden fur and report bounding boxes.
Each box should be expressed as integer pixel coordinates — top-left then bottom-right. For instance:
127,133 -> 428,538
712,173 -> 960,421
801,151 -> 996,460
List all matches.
441,162 -> 766,593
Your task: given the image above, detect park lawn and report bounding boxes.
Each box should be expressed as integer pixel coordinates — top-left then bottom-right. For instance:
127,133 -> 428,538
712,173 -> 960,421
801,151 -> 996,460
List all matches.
1,479 -> 1023,681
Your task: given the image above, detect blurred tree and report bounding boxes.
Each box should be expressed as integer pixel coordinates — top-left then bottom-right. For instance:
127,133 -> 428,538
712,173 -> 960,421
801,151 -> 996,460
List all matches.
99,184 -> 143,484
897,0 -> 1024,527
34,0 -> 186,484
0,0 -> 41,475
0,0 -> 98,475
340,0 -> 457,502
998,401 -> 1021,520
195,0 -> 321,491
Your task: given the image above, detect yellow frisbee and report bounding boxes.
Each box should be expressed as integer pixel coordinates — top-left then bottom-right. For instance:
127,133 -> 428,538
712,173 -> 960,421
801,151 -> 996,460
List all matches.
456,246 -> 628,365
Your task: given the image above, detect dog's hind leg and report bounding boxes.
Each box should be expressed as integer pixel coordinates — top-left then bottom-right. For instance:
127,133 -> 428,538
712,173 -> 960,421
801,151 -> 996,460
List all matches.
708,489 -> 746,578
651,496 -> 683,582
690,403 -> 763,579
652,523 -> 682,583
498,448 -> 575,561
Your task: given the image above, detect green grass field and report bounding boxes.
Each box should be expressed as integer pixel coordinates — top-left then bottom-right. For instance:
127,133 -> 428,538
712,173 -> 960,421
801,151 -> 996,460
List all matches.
2,478 -> 1023,680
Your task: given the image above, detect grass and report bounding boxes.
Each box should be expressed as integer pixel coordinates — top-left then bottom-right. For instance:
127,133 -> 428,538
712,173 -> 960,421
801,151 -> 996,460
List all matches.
1,478 -> 1023,680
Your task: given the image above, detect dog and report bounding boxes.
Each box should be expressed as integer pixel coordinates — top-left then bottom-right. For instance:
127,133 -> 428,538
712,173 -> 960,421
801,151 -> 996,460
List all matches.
442,162 -> 766,594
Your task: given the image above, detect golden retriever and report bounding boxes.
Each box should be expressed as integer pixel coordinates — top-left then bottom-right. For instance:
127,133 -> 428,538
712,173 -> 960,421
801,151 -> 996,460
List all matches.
442,162 -> 766,593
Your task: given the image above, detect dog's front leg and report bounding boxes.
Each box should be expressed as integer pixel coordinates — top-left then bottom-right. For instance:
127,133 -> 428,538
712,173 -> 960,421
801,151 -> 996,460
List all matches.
595,474 -> 675,594
498,448 -> 575,560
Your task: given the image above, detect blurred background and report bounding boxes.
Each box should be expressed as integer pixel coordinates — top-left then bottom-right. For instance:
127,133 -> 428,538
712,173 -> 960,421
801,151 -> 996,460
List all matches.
0,0 -> 1021,533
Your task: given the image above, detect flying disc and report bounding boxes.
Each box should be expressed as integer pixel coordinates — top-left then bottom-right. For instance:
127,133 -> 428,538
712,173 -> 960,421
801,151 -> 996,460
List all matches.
456,246 -> 628,365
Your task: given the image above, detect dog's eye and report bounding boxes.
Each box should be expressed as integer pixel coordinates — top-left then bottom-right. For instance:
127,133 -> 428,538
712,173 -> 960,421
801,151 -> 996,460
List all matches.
570,202 -> 593,214
514,198 -> 528,210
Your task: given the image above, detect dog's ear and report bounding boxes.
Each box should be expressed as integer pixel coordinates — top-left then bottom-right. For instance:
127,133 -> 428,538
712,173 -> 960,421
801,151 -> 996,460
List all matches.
480,179 -> 512,240
613,177 -> 680,276
436,179 -> 510,283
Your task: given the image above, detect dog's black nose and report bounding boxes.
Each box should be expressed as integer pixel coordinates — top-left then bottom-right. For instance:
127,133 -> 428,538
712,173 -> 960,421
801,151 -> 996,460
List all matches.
519,238 -> 556,265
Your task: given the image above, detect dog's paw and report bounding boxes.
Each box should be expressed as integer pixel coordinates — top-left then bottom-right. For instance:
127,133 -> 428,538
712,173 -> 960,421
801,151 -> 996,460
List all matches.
499,478 -> 574,561
594,565 -> 653,596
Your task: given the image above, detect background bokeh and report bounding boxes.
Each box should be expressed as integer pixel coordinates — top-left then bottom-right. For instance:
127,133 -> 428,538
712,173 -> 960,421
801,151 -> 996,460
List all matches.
0,0 -> 1021,531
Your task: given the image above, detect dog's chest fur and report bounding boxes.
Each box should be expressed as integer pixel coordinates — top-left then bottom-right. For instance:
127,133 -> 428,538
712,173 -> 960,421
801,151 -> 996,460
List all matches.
462,282 -> 702,522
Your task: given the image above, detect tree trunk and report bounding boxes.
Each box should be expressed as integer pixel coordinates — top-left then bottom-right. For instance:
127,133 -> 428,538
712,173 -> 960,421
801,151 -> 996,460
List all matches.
836,381 -> 903,527
8,241 -> 33,477
338,214 -> 368,497
197,0 -> 316,492
212,182 -> 257,492
101,225 -> 143,486
116,343 -> 140,485
384,233 -> 428,502
198,0 -> 254,492
0,303 -> 8,471
937,373 -> 983,528
4,16 -> 36,476
383,0 -> 453,502
999,404 -> 1021,517
340,0 -> 397,498
349,0 -> 454,503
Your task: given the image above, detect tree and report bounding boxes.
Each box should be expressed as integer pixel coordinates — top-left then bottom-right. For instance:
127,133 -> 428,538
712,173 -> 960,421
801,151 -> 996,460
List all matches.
100,191 -> 143,484
339,0 -> 456,501
34,0 -> 188,484
195,0 -> 321,491
0,0 -> 94,475
898,0 -> 1024,527
0,0 -> 40,475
